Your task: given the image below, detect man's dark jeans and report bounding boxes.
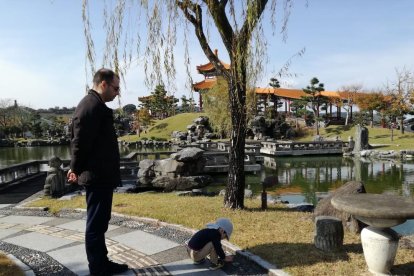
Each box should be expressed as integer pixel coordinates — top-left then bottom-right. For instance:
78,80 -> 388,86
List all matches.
85,187 -> 113,274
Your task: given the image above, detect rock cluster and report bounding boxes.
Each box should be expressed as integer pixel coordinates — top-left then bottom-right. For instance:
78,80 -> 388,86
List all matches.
121,140 -> 171,148
137,147 -> 213,191
247,116 -> 295,140
171,116 -> 215,142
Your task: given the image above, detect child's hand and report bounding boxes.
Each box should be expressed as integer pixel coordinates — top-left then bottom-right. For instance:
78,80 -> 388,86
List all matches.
224,255 -> 234,262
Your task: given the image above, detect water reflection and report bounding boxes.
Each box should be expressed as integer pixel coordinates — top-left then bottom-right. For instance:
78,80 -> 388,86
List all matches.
0,146 -> 72,168
259,156 -> 414,200
0,145 -> 132,168
3,147 -> 413,199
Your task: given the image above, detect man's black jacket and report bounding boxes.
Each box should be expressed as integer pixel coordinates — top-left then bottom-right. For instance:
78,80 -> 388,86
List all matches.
70,90 -> 120,188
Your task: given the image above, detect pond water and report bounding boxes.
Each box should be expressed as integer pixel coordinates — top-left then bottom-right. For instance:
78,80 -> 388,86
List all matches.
0,145 -> 72,168
1,146 -> 414,234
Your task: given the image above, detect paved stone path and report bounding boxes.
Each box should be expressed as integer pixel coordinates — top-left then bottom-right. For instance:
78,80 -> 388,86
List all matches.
0,204 -> 273,276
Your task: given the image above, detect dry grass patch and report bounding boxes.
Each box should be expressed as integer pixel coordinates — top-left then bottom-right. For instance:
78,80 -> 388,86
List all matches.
299,125 -> 414,151
0,253 -> 24,276
29,193 -> 414,275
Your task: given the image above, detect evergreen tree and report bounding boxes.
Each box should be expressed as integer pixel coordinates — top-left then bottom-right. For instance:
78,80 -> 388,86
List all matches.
302,78 -> 327,135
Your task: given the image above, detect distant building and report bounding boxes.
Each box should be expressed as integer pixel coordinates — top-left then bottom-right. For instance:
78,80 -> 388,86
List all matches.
193,50 -> 365,122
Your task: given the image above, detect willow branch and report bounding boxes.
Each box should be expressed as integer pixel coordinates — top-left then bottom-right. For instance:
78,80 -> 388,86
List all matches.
240,0 -> 268,42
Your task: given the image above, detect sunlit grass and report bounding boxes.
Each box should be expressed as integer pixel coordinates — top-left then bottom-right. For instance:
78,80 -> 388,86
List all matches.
120,112 -> 206,141
28,193 -> 414,275
0,253 -> 24,276
297,125 -> 414,150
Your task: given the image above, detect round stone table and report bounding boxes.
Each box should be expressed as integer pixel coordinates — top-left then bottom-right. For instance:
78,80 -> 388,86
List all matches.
331,194 -> 414,275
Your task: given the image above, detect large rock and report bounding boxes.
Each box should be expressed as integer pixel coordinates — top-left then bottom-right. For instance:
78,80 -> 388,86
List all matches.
153,158 -> 185,177
137,159 -> 155,186
194,116 -> 209,125
353,124 -> 370,154
171,131 -> 187,140
138,159 -> 155,177
187,124 -> 196,131
171,147 -> 204,162
151,175 -> 212,192
313,181 -> 367,233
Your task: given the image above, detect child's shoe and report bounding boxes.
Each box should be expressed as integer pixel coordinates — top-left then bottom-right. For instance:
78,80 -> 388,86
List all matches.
208,259 -> 224,270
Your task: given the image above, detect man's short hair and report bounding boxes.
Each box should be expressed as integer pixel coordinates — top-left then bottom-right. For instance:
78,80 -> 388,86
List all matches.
93,68 -> 119,86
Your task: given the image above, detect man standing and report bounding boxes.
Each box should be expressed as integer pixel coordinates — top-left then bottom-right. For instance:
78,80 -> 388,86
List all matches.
67,68 -> 129,275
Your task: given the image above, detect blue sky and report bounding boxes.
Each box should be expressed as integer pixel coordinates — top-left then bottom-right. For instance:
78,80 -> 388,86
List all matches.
0,0 -> 413,109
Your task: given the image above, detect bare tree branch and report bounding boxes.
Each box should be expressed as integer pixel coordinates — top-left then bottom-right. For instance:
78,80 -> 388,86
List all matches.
177,0 -> 230,78
204,0 -> 234,54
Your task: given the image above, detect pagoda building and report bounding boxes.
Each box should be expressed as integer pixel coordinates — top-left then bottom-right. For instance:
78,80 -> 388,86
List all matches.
193,49 -> 230,111
193,52 -> 361,122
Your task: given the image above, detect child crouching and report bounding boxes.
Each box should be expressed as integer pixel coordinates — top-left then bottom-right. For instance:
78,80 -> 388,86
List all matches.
186,218 -> 234,270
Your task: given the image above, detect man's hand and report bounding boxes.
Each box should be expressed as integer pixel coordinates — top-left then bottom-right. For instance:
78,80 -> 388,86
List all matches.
224,255 -> 234,262
67,169 -> 78,184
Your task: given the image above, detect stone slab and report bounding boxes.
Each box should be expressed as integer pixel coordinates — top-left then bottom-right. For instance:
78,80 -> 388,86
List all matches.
48,243 -> 135,276
151,245 -> 188,264
111,230 -> 179,255
0,215 -> 54,225
163,259 -> 226,275
58,220 -> 119,232
41,217 -> 75,227
3,232 -> 75,252
47,244 -> 89,275
0,228 -> 25,239
106,226 -> 136,238
0,204 -> 11,209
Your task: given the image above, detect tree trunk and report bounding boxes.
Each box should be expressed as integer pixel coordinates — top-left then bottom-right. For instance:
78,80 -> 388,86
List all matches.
224,79 -> 246,209
400,117 -> 404,134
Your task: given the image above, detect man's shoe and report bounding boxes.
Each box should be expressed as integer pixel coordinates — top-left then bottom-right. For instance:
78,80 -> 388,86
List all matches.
107,260 -> 129,274
193,258 -> 206,265
208,260 -> 224,271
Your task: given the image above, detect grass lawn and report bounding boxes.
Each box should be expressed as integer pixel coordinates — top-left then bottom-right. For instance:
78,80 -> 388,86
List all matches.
120,112 -> 205,142
0,253 -> 24,276
297,125 -> 414,151
28,193 -> 414,275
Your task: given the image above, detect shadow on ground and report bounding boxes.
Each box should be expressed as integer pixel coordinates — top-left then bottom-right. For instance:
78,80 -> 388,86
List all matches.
0,175 -> 46,204
249,242 -> 414,275
372,134 -> 390,139
248,242 -> 362,268
390,262 -> 414,275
